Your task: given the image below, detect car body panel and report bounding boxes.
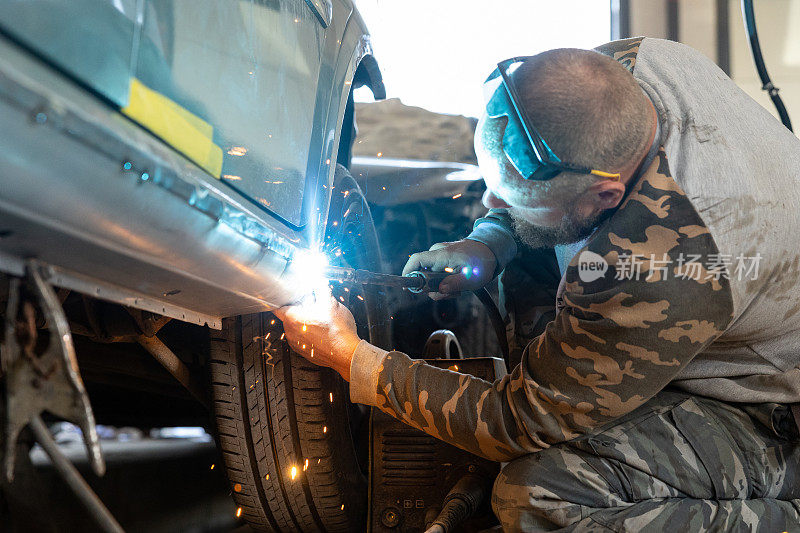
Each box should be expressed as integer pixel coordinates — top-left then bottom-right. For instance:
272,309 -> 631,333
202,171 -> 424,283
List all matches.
0,0 -> 383,326
0,0 -> 366,228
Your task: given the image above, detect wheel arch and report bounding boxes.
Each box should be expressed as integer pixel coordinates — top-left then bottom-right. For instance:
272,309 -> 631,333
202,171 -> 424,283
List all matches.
312,23 -> 384,244
336,53 -> 384,170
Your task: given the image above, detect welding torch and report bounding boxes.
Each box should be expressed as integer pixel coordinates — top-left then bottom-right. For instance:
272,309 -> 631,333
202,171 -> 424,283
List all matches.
323,265 -> 510,365
323,266 -> 451,294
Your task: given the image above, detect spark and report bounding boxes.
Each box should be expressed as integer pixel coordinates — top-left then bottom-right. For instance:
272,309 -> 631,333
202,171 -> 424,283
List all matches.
323,426 -> 327,433
266,333 -> 271,340
449,364 -> 459,371
356,295 -> 364,301
228,146 -> 247,156
210,463 -> 215,470
452,193 -> 463,199
236,507 -> 242,518
382,186 -> 386,190
332,221 -> 338,226
377,152 -> 383,157
343,190 -> 349,197
444,267 -> 454,273
302,344 -> 306,350
290,466 -> 298,480
304,459 -> 309,471
329,392 -> 334,403
271,319 -> 275,325
265,474 -> 270,480
341,505 -> 345,511
317,459 -> 321,464
280,333 -> 285,340
302,324 -> 307,332
326,159 -> 331,164
310,347 -> 314,358
222,174 -> 242,181
234,483 -> 242,492
344,287 -> 349,292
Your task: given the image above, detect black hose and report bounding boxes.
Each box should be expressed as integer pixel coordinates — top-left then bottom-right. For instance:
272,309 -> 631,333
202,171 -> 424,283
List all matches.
473,288 -> 510,370
741,0 -> 793,131
424,473 -> 492,533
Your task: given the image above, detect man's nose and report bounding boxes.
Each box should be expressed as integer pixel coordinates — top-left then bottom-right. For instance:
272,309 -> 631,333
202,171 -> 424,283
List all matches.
482,189 -> 511,209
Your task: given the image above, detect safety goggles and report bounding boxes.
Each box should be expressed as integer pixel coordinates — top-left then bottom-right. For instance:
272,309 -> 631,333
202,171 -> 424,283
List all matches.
483,57 -> 621,182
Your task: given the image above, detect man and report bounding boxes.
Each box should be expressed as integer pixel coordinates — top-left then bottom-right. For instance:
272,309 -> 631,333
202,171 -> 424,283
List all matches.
276,38 -> 800,531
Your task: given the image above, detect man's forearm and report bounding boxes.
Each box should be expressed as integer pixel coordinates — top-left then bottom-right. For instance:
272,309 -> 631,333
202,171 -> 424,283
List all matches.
349,341 -> 540,462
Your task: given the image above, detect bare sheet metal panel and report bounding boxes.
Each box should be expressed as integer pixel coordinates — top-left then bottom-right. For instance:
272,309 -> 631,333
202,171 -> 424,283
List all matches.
0,35 -> 301,325
0,0 -> 381,325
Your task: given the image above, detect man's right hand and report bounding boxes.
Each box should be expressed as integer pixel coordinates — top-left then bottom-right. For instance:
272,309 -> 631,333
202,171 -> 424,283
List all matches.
402,239 -> 497,299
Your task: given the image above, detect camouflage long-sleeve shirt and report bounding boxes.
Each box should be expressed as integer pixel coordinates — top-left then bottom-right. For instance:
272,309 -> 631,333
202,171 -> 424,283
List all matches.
351,144 -> 733,461
349,38 -> 800,462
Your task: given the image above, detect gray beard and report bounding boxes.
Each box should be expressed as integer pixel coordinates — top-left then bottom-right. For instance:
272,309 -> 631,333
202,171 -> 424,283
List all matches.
509,210 -> 608,249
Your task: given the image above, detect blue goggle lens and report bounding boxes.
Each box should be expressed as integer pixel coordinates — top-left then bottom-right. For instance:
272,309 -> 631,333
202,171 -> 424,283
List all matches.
483,70 -> 561,180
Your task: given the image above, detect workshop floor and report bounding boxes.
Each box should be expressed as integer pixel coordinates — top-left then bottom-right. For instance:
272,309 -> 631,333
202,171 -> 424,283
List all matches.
4,436 -> 243,532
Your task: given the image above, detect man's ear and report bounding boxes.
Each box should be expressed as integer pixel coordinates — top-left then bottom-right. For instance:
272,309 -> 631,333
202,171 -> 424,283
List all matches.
591,179 -> 627,210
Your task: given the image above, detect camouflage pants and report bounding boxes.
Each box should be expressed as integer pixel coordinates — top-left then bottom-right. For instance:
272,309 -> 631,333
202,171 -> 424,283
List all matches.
491,390 -> 800,532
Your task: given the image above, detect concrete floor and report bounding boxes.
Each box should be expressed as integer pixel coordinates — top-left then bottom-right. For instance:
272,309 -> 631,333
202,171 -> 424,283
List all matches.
2,437 -> 244,532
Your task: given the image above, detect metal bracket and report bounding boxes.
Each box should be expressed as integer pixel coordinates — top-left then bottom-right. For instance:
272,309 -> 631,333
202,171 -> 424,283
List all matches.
2,260 -> 104,480
1,260 -> 124,532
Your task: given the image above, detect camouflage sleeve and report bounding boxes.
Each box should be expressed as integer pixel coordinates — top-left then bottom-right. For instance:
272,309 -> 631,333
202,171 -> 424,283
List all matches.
467,209 -> 518,271
349,148 -> 735,462
472,208 -> 514,233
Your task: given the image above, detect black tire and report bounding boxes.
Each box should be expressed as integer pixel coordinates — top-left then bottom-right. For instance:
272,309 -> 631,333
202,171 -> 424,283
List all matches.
211,165 -> 389,532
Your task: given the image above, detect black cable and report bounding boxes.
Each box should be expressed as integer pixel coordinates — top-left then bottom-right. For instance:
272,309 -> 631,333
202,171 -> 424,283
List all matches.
424,473 -> 492,533
473,288 -> 510,369
741,0 -> 793,131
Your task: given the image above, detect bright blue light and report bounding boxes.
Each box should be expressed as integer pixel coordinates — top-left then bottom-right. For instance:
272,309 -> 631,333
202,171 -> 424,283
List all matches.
141,172 -> 150,181
122,161 -> 132,171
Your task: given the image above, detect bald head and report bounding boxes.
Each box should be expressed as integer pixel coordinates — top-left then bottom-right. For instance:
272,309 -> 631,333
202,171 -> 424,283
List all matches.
474,48 -> 657,247
512,48 -> 653,172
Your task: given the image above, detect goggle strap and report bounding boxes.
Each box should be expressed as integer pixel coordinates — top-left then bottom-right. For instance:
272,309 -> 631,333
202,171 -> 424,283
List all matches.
589,169 -> 622,181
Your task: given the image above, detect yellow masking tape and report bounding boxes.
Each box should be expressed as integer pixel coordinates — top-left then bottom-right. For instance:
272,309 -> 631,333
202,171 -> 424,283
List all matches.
121,78 -> 223,178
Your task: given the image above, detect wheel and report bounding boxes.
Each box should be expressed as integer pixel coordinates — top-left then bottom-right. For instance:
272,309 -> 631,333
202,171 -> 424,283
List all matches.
210,165 -> 390,532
